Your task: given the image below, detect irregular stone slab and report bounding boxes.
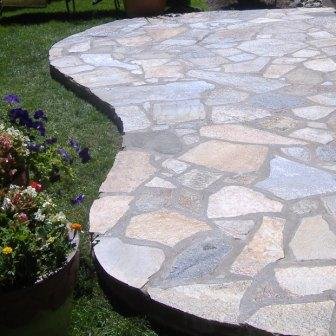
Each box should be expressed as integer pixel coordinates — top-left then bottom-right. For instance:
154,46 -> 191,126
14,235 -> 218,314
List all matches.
153,100 -> 205,125
290,215 -> 336,261
89,195 -> 133,234
263,64 -> 295,78
222,57 -> 270,73
180,140 -> 268,174
134,188 -> 173,212
117,105 -> 151,132
188,70 -> 286,93
177,169 -> 221,190
72,68 -> 139,87
239,39 -> 306,57
316,142 -> 336,162
256,156 -> 336,200
148,281 -> 252,324
92,81 -> 215,107
214,219 -> 255,240
304,58 -> 336,72
281,146 -> 311,162
246,301 -> 335,336
249,92 -> 306,110
255,115 -> 300,134
275,266 -> 336,296
200,124 -> 305,145
285,67 -> 324,85
126,210 -> 210,247
309,92 -> 336,106
94,237 -> 165,289
145,177 -> 176,189
166,237 -> 231,281
81,54 -> 138,70
292,105 -> 335,120
208,186 -> 283,218
100,150 -> 156,193
162,158 -> 189,174
231,217 -> 285,277
290,127 -> 334,144
206,87 -> 249,105
323,194 -> 336,216
290,199 -> 319,216
177,189 -> 205,215
211,106 -> 270,123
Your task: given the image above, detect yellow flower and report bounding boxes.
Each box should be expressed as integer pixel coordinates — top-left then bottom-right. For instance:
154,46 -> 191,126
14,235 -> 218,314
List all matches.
2,246 -> 13,255
70,223 -> 82,231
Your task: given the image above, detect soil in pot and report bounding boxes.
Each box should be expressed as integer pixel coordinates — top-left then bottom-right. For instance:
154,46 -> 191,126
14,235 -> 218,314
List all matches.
123,0 -> 167,17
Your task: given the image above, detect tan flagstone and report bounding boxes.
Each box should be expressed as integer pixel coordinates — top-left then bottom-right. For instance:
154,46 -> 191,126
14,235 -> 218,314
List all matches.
148,281 -> 252,324
290,215 -> 336,260
90,195 -> 134,234
200,124 -> 306,145
231,217 -> 285,277
100,150 -> 156,193
246,301 -> 335,336
208,186 -> 283,218
126,210 -> 210,247
180,140 -> 268,173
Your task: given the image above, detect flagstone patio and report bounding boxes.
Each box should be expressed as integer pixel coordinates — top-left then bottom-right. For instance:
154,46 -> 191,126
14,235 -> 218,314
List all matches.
49,7 -> 336,336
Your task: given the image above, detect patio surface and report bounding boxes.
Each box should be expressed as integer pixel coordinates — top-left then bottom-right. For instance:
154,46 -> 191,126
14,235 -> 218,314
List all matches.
49,7 -> 336,336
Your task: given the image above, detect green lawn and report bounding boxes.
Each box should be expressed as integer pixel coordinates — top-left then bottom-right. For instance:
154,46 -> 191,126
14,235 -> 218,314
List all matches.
0,1 -> 206,335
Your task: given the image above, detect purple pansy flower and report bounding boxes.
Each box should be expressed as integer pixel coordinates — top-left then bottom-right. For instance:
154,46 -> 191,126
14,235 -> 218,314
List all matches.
27,142 -> 43,152
58,148 -> 73,163
71,194 -> 85,205
78,147 -> 91,163
68,138 -> 81,153
3,94 -> 20,105
33,121 -> 46,136
34,109 -> 47,121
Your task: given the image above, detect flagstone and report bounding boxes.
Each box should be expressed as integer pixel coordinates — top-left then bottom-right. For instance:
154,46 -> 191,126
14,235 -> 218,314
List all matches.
145,177 -> 176,189
148,281 -> 252,324
89,195 -> 133,234
290,127 -> 334,144
246,301 -> 335,336
153,100 -> 205,124
275,266 -> 336,296
94,237 -> 165,289
239,39 -> 306,57
304,58 -> 336,72
126,210 -> 210,247
214,219 -> 255,240
263,64 -> 295,78
180,140 -> 268,174
211,106 -> 270,123
309,92 -> 336,106
200,124 -> 306,145
292,105 -> 335,120
256,156 -> 336,200
177,169 -> 221,190
290,215 -> 336,261
231,217 -> 285,277
100,150 -> 156,193
281,146 -> 311,162
165,236 -> 232,281
208,186 -> 283,218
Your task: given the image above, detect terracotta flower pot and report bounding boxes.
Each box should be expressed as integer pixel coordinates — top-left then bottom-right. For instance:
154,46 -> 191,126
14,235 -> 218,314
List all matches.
123,0 -> 167,17
0,240 -> 79,336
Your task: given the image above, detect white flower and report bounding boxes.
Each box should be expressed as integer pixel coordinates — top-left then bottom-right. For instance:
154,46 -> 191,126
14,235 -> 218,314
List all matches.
53,212 -> 66,222
2,197 -> 13,211
0,124 -> 5,131
23,186 -> 37,198
34,209 -> 46,222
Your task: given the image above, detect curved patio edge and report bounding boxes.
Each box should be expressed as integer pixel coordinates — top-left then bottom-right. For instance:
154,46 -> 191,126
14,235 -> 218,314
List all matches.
49,8 -> 336,336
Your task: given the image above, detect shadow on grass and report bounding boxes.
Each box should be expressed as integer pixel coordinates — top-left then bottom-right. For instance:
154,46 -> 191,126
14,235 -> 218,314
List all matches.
0,9 -> 124,25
